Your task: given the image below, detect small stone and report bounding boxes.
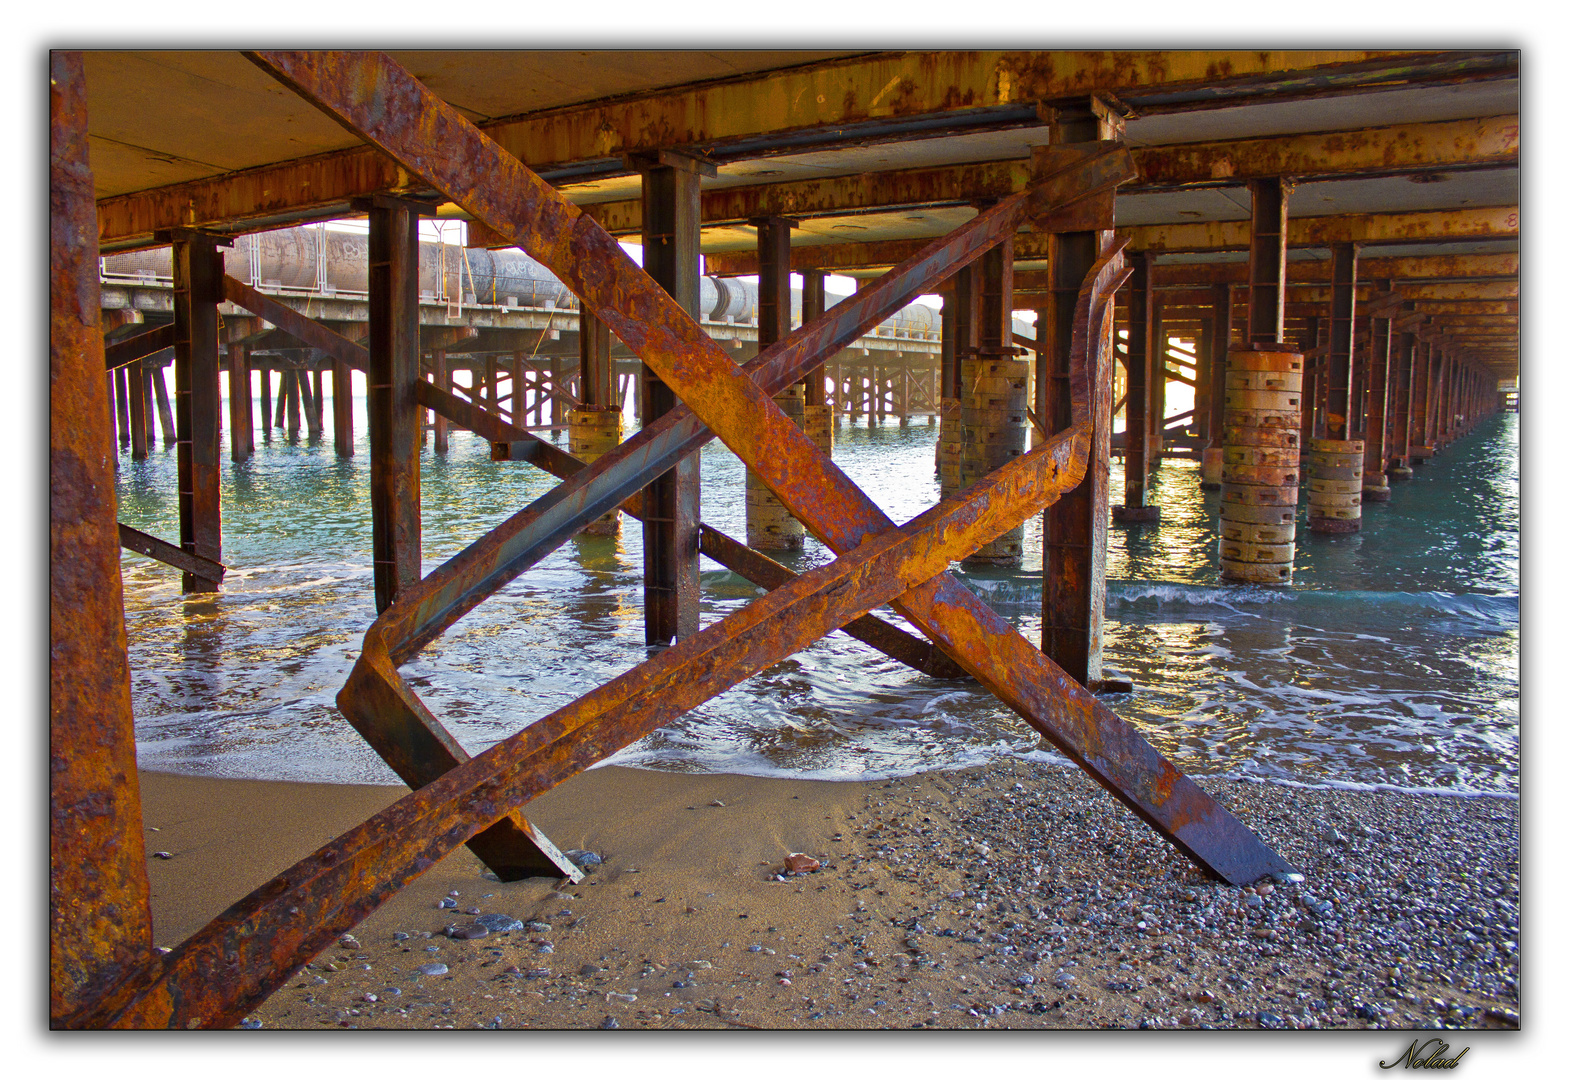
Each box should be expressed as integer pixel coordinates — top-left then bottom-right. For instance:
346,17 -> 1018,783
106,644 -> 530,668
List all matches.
416,962 -> 448,976
784,853 -> 821,874
537,943 -> 554,954
152,852 -> 174,860
1257,1011 -> 1285,1029
607,992 -> 636,1004
437,897 -> 457,910
565,850 -> 603,867
475,913 -> 524,934
392,931 -> 410,941
710,800 -> 726,807
464,907 -> 482,916
1052,972 -> 1076,989
339,934 -> 359,947
451,924 -> 490,940
381,986 -> 401,996
1016,974 -> 1036,987
580,964 -> 602,976
600,1016 -> 619,1030
524,920 -> 552,933
362,993 -> 378,1003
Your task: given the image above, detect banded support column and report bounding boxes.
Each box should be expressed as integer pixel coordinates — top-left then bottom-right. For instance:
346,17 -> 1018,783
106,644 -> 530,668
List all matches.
631,150 -> 709,644
1308,242 -> 1363,534
746,216 -> 806,551
1113,251 -> 1159,523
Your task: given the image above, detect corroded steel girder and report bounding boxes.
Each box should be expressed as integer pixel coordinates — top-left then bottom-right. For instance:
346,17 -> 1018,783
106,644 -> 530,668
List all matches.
251,49 -> 1288,870
220,275 -> 960,677
99,50 -> 1513,251
95,410 -> 1094,1030
1132,115 -> 1517,187
49,49 -> 154,1028
103,323 -> 176,371
1122,206 -> 1519,254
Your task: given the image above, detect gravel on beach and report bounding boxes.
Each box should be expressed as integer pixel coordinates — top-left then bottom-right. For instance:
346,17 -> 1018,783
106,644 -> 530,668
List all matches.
242,758 -> 1520,1031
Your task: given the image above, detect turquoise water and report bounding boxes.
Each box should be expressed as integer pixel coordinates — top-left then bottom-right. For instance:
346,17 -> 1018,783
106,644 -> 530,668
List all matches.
113,404 -> 1519,796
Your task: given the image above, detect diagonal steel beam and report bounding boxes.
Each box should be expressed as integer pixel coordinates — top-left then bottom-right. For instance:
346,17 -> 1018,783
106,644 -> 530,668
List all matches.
118,523 -> 226,583
222,272 -> 963,678
254,50 -> 1291,887
103,323 -> 176,371
95,391 -> 1095,1029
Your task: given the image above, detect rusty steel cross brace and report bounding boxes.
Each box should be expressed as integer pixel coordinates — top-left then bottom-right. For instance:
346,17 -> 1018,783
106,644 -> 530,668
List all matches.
249,48 -> 1291,884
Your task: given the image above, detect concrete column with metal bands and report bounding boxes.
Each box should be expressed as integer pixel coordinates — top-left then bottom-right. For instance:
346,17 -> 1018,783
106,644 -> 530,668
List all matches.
1306,437 -> 1365,534
960,238 -> 1028,566
1218,345 -> 1302,585
566,406 -> 624,536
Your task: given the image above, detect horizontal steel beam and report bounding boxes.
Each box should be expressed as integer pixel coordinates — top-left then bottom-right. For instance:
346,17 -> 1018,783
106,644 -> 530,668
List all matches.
1132,115 -> 1517,187
708,215 -> 1523,276
1122,206 -> 1518,253
97,51 -> 1515,251
96,409 -> 1098,1030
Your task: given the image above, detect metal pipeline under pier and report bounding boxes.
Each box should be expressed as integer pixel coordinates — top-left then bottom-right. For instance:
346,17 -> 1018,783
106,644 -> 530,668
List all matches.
100,224 -> 947,335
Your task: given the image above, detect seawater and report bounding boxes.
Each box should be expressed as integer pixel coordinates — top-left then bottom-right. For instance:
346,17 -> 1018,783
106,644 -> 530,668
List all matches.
113,405 -> 1519,798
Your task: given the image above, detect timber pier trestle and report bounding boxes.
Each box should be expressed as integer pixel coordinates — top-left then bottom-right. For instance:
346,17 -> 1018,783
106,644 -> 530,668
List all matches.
52,46 -> 1531,1031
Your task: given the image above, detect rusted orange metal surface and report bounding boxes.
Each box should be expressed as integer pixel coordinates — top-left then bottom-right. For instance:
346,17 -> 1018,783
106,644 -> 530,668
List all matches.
103,322 -> 176,371
1132,115 -> 1518,187
62,50 -> 1309,1030
220,273 -> 961,679
252,49 -> 1290,875
97,413 -> 1094,1029
49,49 -> 155,1027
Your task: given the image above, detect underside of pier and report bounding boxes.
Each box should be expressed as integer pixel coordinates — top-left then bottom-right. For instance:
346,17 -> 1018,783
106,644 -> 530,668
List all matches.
51,48 -> 1518,1028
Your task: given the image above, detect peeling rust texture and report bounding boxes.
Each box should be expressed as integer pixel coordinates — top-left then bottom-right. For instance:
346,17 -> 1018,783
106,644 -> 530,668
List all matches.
97,51 -> 1511,250
49,50 -> 155,1028
1123,206 -> 1519,255
1131,115 -> 1518,187
91,51 -> 1292,1029
101,413 -> 1094,1030
257,42 -> 1289,888
103,323 -> 177,371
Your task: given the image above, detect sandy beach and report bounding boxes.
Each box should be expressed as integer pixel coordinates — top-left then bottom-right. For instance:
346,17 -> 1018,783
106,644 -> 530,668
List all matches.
136,758 -> 1519,1033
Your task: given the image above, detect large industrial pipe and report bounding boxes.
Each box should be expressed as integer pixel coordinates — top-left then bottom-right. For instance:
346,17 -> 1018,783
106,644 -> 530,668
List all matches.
102,225 -> 944,335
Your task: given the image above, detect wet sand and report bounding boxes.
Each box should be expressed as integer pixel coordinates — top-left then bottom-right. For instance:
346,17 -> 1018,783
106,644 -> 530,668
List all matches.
137,758 -> 1520,1035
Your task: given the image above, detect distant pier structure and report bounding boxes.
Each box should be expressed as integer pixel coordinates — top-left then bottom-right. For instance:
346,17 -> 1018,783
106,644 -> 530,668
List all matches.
55,50 -> 1515,1028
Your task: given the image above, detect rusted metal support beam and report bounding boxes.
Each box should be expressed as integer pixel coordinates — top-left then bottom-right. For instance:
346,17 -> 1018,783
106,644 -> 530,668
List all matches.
332,359 -> 354,455
296,360 -> 322,438
1122,206 -> 1519,254
802,269 -> 828,407
251,49 -> 1280,897
49,49 -> 154,1029
113,366 -> 130,448
1389,320 -> 1416,474
1131,115 -> 1517,188
632,150 -> 710,643
1199,284 -> 1234,489
1324,244 -> 1358,440
118,522 -> 226,582
1362,281 -> 1394,498
97,399 -> 1122,1028
431,350 -> 449,453
1114,251 -> 1155,519
104,50 -> 1514,250
1038,106 -> 1122,683
578,307 -> 615,408
164,230 -> 227,592
1247,178 -> 1290,346
227,344 -> 253,462
283,367 -> 301,435
104,323 -> 176,371
747,215 -> 806,552
127,360 -> 149,460
365,196 -> 424,613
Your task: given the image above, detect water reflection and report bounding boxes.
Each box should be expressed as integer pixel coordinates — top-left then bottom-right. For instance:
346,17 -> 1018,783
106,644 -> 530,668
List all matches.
115,404 -> 1519,795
